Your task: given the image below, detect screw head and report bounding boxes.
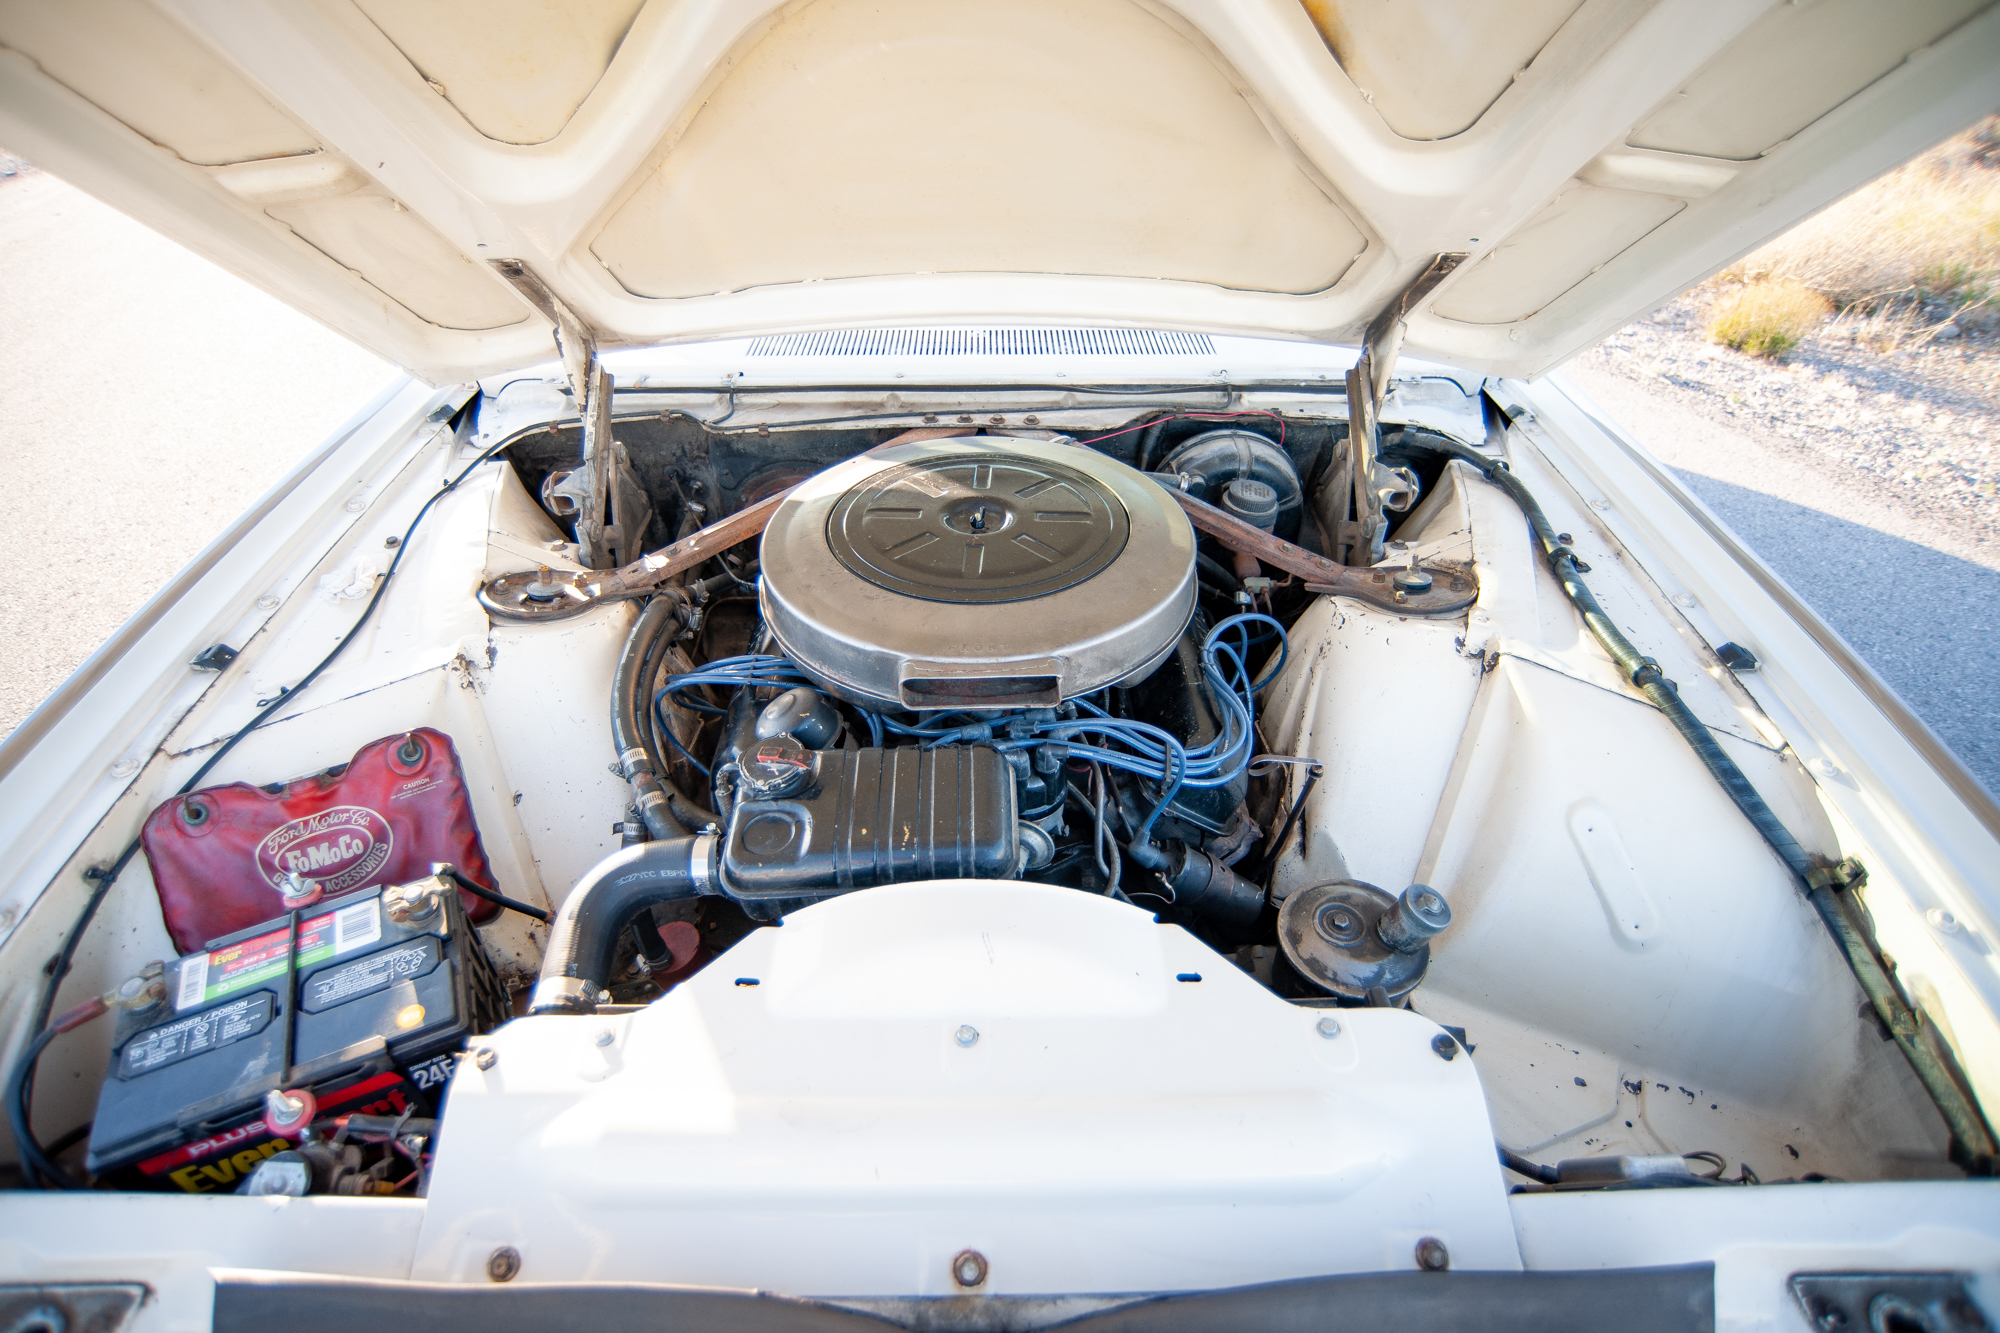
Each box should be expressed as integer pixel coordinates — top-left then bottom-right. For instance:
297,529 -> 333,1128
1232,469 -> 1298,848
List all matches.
1414,1237 -> 1449,1271
594,1029 -> 615,1048
954,1024 -> 980,1048
486,1246 -> 521,1283
1431,1033 -> 1458,1061
474,1048 -> 498,1071
952,1249 -> 989,1289
256,594 -> 280,610
1316,1016 -> 1342,1039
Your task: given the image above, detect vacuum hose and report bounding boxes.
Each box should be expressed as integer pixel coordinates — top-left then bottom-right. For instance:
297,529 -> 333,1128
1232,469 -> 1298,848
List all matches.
528,835 -> 717,1014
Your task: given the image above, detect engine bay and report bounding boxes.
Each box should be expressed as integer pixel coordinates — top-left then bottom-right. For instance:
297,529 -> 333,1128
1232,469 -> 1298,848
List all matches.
5,365 -> 1981,1264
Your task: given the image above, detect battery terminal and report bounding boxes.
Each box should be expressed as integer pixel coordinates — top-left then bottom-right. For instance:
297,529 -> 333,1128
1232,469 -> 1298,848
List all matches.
384,877 -> 448,924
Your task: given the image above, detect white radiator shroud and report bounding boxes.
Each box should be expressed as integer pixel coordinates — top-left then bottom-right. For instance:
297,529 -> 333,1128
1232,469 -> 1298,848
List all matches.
412,881 -> 1522,1294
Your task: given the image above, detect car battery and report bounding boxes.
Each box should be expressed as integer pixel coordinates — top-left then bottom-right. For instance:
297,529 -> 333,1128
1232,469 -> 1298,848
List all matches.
85,874 -> 508,1192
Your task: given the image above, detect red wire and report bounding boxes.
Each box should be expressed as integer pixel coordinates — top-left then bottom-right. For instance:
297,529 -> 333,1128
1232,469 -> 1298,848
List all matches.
1080,410 -> 1287,455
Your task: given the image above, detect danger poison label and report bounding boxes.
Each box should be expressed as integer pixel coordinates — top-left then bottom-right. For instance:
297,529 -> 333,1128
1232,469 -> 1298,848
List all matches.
254,805 -> 394,894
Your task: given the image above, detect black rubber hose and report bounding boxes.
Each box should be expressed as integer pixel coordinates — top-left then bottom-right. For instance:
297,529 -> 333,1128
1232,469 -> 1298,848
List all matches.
612,595 -> 692,840
1433,426 -> 1995,1169
1195,551 -> 1241,593
528,836 -> 714,1014
1135,416 -> 1171,473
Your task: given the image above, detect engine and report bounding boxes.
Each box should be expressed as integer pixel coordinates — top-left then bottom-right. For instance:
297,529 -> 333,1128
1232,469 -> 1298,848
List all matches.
759,438 -> 1195,711
522,427 -> 1454,1015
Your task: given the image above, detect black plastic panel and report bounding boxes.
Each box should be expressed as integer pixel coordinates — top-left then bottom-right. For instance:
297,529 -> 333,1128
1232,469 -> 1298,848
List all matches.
722,745 -> 1018,900
214,1265 -> 1717,1333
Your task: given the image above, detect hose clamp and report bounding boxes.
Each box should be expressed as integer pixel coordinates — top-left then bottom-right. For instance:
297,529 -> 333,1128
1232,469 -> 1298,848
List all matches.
528,975 -> 596,1015
689,833 -> 717,894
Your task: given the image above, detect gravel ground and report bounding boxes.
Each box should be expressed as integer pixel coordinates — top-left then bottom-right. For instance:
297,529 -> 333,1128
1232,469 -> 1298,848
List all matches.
1579,295 -> 2000,551
0,161 -> 393,740
1566,295 -> 1999,795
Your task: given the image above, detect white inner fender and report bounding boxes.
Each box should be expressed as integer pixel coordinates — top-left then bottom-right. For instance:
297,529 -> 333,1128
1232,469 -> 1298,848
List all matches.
758,437 -> 1196,710
412,881 -> 1522,1295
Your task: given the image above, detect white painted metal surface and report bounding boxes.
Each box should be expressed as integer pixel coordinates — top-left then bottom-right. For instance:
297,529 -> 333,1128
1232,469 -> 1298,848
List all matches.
413,881 -> 1523,1294
0,3 -> 1995,380
1511,1182 -> 2000,1333
1259,438 -> 1956,1182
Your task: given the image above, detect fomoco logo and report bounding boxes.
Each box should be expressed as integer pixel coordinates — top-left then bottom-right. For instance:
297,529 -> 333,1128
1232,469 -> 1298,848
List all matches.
256,806 -> 393,894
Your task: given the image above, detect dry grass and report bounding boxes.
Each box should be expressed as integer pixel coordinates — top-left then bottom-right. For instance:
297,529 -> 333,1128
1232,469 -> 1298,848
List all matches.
1712,117 -> 2000,351
1705,282 -> 1833,357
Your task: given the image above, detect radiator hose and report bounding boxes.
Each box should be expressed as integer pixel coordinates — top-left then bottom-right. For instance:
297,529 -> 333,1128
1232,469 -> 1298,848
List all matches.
612,593 -> 704,839
528,834 -> 717,1014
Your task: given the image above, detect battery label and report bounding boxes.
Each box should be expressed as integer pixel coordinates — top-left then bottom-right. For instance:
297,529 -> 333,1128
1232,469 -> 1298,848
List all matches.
119,993 -> 274,1079
301,937 -> 441,1013
135,1069 -> 414,1192
174,897 -> 384,1011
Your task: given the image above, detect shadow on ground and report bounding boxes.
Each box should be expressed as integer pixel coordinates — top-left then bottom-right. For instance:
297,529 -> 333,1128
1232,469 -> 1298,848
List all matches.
1676,469 -> 1999,797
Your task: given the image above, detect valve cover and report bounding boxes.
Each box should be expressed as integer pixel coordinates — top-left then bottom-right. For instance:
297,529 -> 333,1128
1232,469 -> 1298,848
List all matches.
760,437 -> 1195,711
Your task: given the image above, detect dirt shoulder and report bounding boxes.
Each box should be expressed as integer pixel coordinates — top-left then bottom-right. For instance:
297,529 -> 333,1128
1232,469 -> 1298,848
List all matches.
1572,294 -> 1999,559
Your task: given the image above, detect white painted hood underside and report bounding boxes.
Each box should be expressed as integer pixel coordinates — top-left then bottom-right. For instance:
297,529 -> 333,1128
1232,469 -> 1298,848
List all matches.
0,0 -> 1995,384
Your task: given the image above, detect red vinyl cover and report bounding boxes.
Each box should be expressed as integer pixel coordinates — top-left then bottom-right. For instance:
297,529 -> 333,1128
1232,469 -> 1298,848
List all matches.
141,727 -> 498,955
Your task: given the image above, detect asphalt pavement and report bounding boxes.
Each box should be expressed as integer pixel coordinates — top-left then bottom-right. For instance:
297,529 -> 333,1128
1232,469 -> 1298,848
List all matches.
1560,361 -> 1998,796
0,167 -> 392,738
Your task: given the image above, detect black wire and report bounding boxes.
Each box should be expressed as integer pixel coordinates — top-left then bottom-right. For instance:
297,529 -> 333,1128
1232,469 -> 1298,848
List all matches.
9,415 -> 506,1189
437,867 -> 551,924
1498,1145 -> 1561,1185
43,1119 -> 91,1160
5,1029 -> 64,1187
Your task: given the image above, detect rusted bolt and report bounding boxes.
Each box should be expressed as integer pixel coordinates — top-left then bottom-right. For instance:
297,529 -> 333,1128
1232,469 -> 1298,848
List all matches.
487,1246 -> 521,1282
923,414 -> 939,423
957,414 -> 973,424
1415,1237 -> 1449,1271
1024,415 -> 1040,426
952,1250 -> 989,1288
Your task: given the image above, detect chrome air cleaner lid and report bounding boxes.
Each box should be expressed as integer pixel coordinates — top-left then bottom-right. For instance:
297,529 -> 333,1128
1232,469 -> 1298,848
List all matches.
827,453 -> 1129,604
760,437 -> 1195,712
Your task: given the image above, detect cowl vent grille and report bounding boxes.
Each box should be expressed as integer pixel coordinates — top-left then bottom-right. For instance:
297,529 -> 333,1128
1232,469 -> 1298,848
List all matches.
745,328 -> 1215,358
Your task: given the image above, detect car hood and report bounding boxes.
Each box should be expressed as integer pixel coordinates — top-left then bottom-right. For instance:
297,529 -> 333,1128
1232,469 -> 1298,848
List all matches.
1,0 -> 1995,384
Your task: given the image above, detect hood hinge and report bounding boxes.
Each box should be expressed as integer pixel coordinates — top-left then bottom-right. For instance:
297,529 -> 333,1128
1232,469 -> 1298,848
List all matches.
488,261 -> 653,570
1333,253 -> 1467,566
